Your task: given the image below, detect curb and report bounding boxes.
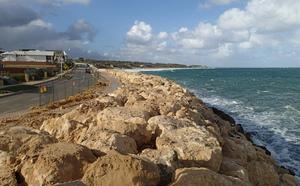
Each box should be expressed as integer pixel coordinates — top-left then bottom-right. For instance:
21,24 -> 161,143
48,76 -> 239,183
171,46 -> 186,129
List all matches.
0,91 -> 23,99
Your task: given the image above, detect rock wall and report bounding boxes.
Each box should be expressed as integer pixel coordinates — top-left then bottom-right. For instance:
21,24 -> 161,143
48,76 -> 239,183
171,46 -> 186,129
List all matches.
0,70 -> 298,186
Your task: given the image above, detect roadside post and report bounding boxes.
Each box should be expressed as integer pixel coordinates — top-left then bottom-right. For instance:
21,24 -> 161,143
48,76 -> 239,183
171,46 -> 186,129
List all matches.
72,81 -> 75,95
39,84 -> 48,106
52,81 -> 55,102
64,80 -> 67,99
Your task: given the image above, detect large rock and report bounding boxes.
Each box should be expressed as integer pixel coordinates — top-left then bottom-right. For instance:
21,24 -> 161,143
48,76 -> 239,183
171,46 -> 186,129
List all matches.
220,157 -> 249,182
175,107 -> 206,126
97,107 -> 152,146
78,127 -> 138,154
21,142 -> 96,186
246,160 -> 280,186
0,166 -> 17,186
82,151 -> 160,186
0,126 -> 57,158
41,115 -> 138,154
147,115 -> 196,136
140,148 -> 179,185
0,151 -> 17,186
156,127 -> 222,171
170,167 -> 250,186
222,137 -> 257,166
41,116 -> 87,143
280,174 -> 298,186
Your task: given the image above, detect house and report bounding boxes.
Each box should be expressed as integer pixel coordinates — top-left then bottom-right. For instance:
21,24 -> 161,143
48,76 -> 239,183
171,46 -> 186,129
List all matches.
0,50 -> 67,73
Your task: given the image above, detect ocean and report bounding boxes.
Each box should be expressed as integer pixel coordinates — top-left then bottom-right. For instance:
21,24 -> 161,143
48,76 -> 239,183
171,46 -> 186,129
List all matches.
144,68 -> 300,178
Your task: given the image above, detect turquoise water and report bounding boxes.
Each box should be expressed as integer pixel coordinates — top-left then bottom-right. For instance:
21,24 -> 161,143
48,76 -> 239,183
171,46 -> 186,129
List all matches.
144,68 -> 300,177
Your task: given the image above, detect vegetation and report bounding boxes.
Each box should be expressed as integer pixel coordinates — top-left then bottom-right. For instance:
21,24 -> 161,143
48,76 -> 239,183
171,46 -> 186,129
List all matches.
75,58 -> 206,69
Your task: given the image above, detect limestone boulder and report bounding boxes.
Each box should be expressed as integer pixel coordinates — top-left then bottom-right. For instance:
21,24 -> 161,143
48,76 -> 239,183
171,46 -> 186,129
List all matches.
125,93 -> 146,106
82,151 -> 160,186
41,116 -> 87,143
220,157 -> 249,182
0,151 -> 17,186
158,100 -> 182,116
147,115 -> 196,136
65,106 -> 95,124
246,160 -> 280,186
222,137 -> 257,166
21,142 -> 96,186
54,180 -> 85,186
97,94 -> 126,107
97,107 -> 152,146
175,107 -> 206,126
140,148 -> 179,185
129,101 -> 160,118
280,174 -> 298,186
170,167 -> 250,186
0,166 -> 17,186
78,127 -> 138,154
156,127 -> 222,171
0,126 -> 57,158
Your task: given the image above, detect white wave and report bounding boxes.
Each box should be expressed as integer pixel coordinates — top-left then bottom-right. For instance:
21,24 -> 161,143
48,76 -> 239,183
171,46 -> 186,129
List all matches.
194,92 -> 300,176
124,67 -> 206,72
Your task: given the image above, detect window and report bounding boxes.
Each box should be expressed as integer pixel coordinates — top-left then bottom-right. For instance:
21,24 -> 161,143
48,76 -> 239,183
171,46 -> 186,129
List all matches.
46,56 -> 53,62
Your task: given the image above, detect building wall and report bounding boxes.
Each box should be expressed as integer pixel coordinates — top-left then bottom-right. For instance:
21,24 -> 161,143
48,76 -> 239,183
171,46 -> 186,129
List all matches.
3,55 -> 16,61
16,55 -> 47,62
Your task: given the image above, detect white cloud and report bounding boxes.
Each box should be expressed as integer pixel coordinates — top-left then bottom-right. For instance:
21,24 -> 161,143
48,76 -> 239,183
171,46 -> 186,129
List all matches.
211,0 -> 237,5
126,21 -> 153,45
218,8 -> 254,30
29,19 -> 52,29
173,22 -> 223,49
179,27 -> 188,33
199,0 -> 238,9
215,43 -> 233,58
36,0 -> 90,6
218,0 -> 300,32
180,38 -> 204,49
158,32 -> 168,39
121,0 -> 300,66
63,0 -> 90,4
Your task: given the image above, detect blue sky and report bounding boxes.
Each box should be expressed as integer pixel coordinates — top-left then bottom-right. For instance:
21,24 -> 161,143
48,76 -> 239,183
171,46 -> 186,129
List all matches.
1,0 -> 300,67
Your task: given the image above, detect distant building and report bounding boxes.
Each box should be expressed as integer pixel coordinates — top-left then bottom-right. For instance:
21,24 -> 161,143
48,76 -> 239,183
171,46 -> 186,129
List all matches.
1,50 -> 67,63
0,50 -> 67,74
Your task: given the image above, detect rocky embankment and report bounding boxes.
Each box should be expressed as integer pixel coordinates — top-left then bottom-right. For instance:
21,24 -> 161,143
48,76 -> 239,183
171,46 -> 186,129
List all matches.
0,70 -> 298,186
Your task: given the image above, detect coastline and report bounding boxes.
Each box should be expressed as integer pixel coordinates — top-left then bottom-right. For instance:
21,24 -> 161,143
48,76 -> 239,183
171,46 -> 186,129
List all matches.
0,69 -> 298,185
124,67 -> 210,72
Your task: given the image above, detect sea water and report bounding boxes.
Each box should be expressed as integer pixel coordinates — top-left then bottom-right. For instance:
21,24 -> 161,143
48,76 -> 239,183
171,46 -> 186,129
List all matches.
144,68 -> 300,178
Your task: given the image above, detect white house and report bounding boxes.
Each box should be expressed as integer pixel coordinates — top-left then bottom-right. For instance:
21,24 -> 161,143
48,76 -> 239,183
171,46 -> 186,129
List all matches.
1,50 -> 67,63
0,50 -> 68,75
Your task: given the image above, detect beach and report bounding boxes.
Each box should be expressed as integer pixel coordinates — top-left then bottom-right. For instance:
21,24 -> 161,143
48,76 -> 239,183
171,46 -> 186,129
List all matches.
0,69 -> 298,186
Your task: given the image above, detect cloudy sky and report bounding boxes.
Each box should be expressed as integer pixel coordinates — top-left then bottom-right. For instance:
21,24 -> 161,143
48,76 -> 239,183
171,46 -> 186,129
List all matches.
1,0 -> 300,67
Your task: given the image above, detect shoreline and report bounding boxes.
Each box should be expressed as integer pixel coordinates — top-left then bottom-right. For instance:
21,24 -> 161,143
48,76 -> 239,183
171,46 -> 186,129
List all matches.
209,106 -> 296,176
141,68 -> 300,179
0,69 -> 297,185
124,67 -> 210,72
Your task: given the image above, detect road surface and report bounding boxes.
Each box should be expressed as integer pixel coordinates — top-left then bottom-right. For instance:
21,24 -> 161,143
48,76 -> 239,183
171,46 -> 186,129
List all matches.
0,68 -> 97,116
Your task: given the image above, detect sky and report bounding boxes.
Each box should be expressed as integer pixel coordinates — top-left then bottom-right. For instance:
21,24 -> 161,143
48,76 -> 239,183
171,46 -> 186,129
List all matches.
1,0 -> 300,67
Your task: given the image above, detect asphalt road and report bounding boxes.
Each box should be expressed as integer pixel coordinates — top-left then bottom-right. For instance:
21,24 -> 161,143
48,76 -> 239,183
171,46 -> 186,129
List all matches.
0,68 -> 97,116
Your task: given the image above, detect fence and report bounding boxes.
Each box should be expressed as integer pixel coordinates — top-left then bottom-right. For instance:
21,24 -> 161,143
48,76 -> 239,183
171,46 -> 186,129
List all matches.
38,68 -> 100,106
0,67 -> 104,117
